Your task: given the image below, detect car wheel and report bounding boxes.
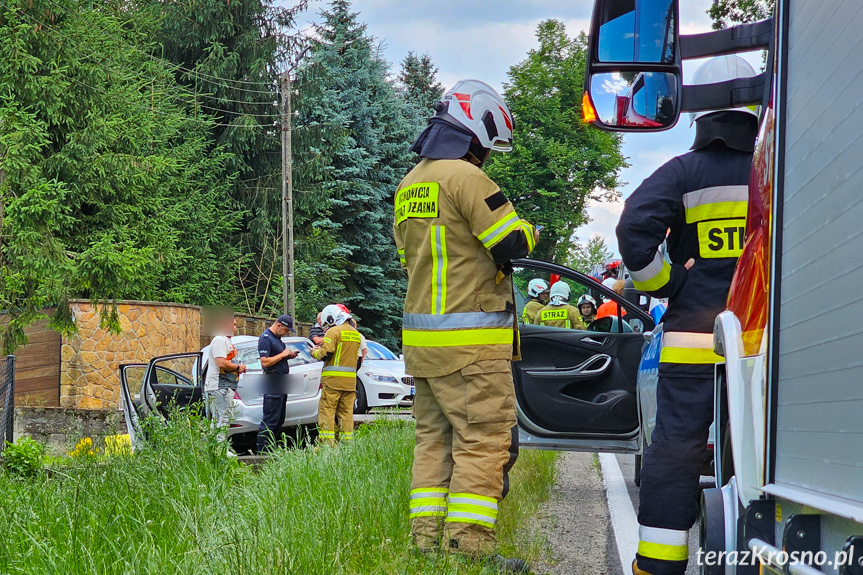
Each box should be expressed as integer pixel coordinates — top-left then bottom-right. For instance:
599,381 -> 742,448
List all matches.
634,454 -> 642,486
354,381 -> 369,414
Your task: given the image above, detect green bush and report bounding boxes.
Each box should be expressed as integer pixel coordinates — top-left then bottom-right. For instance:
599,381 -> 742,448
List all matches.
2,436 -> 46,478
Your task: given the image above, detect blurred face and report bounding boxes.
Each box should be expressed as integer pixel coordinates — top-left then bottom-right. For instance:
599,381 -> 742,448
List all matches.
272,322 -> 289,337
539,292 -> 549,304
580,304 -> 593,316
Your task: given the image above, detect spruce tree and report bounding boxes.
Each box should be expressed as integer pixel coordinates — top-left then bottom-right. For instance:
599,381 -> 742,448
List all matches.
398,51 -> 445,134
297,0 -> 412,348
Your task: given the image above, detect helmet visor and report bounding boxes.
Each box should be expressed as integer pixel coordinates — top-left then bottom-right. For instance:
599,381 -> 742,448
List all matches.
490,137 -> 513,153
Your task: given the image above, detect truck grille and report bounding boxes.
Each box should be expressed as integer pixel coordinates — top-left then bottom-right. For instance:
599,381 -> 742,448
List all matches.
401,376 -> 414,387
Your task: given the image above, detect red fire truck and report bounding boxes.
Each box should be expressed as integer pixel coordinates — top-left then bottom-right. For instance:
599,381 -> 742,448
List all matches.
583,2 -> 863,574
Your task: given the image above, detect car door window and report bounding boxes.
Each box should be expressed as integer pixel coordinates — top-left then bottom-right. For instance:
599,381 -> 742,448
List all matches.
285,342 -> 315,367
513,268 -> 639,334
145,354 -> 202,414
123,365 -> 146,399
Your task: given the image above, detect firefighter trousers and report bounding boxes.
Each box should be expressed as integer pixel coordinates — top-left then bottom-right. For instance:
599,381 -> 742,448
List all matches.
318,385 -> 355,445
409,359 -> 519,557
637,373 -> 713,575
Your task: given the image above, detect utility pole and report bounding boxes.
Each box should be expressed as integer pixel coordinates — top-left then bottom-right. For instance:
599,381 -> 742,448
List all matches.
280,71 -> 296,321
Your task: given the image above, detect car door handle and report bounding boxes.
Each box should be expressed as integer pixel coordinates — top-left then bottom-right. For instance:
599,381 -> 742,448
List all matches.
524,354 -> 612,379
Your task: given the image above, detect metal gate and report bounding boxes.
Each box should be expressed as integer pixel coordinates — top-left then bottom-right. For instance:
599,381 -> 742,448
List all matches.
0,356 -> 15,452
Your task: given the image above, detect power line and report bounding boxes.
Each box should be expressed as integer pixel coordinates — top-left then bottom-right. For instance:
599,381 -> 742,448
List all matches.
42,0 -> 284,90
17,10 -> 279,122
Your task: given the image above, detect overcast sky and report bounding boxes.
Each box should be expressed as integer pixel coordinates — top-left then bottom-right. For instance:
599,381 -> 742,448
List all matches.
299,0 -> 759,257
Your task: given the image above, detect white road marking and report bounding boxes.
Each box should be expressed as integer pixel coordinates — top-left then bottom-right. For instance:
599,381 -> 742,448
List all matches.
599,453 -> 639,575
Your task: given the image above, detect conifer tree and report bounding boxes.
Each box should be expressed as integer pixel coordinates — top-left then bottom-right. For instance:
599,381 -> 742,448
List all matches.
296,0 -> 413,347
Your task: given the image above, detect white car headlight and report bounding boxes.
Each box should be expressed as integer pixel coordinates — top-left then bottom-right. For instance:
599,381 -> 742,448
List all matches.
368,373 -> 399,383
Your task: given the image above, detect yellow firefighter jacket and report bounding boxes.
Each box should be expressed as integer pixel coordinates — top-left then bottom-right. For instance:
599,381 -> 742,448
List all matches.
522,299 -> 545,325
394,158 -> 536,378
312,323 -> 362,391
539,304 -> 585,330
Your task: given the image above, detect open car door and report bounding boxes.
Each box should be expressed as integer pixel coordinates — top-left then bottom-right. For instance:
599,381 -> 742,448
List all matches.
512,259 -> 654,453
139,353 -> 203,417
119,363 -> 147,448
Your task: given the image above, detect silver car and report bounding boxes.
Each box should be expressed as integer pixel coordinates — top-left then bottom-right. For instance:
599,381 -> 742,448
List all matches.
119,336 -> 322,450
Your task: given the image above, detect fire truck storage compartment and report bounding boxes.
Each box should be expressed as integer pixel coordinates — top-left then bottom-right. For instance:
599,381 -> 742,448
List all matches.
775,1 -> 863,507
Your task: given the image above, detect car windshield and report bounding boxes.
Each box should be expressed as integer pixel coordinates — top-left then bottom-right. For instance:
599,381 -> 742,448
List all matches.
367,341 -> 398,360
235,340 -> 316,370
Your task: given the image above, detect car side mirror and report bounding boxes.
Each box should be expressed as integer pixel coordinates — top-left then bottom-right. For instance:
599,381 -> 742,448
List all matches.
584,0 -> 682,132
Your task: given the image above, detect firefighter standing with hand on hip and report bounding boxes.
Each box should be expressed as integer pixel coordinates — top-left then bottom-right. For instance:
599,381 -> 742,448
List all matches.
311,305 -> 362,446
616,56 -> 760,575
394,80 -> 538,574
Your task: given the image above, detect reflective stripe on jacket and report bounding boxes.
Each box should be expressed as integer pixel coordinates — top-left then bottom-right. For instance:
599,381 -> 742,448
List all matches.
394,158 -> 536,378
616,147 -> 752,374
312,323 -> 362,391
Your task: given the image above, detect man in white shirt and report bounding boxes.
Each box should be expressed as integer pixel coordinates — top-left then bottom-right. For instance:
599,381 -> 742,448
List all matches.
205,315 -> 246,452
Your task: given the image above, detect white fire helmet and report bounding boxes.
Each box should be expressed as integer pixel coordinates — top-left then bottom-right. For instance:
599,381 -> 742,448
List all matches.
689,55 -> 760,126
577,294 -> 597,309
527,278 -> 549,298
321,304 -> 347,327
435,79 -> 514,152
548,282 -> 571,306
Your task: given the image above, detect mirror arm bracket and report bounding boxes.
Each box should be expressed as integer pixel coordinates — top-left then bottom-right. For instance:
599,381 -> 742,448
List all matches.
680,19 -> 774,60
681,73 -> 766,113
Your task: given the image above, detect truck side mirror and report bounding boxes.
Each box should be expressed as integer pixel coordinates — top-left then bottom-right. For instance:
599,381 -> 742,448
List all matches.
584,0 -> 682,132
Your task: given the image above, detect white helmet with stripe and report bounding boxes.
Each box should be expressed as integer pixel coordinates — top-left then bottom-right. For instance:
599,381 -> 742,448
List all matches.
689,55 -> 760,126
527,278 -> 549,298
434,79 -> 514,152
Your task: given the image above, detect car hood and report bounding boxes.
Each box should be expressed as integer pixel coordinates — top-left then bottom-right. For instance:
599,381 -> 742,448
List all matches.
362,359 -> 408,378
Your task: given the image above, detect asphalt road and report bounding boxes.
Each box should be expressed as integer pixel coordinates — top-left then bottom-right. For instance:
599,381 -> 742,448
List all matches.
535,453 -> 704,575
612,454 -> 702,575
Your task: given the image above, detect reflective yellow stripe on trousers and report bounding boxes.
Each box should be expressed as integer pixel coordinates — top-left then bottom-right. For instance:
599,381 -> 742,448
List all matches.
409,487 -> 448,519
431,225 -> 447,315
446,493 -> 499,529
638,526 -> 688,561
659,331 -> 723,364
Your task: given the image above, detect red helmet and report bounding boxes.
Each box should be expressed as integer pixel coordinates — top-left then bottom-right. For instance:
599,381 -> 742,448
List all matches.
336,304 -> 350,314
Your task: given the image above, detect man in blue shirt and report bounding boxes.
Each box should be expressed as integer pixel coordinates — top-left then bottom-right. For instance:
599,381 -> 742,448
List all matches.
256,315 -> 298,453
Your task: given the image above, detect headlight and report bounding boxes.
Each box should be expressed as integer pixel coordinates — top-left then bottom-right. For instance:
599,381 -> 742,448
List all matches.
368,373 -> 399,383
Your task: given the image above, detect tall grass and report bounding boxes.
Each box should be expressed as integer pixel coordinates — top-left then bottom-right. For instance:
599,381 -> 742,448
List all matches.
0,413 -> 558,574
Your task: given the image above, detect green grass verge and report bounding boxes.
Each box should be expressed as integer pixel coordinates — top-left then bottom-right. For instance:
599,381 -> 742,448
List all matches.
0,413 -> 558,574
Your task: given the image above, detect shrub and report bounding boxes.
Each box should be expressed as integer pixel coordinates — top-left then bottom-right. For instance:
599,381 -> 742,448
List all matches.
2,436 -> 46,478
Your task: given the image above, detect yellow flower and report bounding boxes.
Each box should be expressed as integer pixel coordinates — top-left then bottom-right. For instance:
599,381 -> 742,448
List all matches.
104,434 -> 132,456
69,437 -> 97,458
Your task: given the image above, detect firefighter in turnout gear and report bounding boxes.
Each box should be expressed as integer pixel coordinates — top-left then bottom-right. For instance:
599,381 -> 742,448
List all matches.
616,56 -> 760,575
311,304 -> 362,446
521,278 -> 549,324
394,79 -> 537,574
576,294 -> 598,325
539,282 -> 584,329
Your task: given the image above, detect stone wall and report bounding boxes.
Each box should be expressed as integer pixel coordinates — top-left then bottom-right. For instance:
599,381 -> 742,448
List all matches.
61,301 -> 201,409
12,407 -> 122,455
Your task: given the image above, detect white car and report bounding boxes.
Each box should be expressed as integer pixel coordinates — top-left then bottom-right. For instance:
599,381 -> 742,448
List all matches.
355,341 -> 414,413
119,336 -> 322,450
